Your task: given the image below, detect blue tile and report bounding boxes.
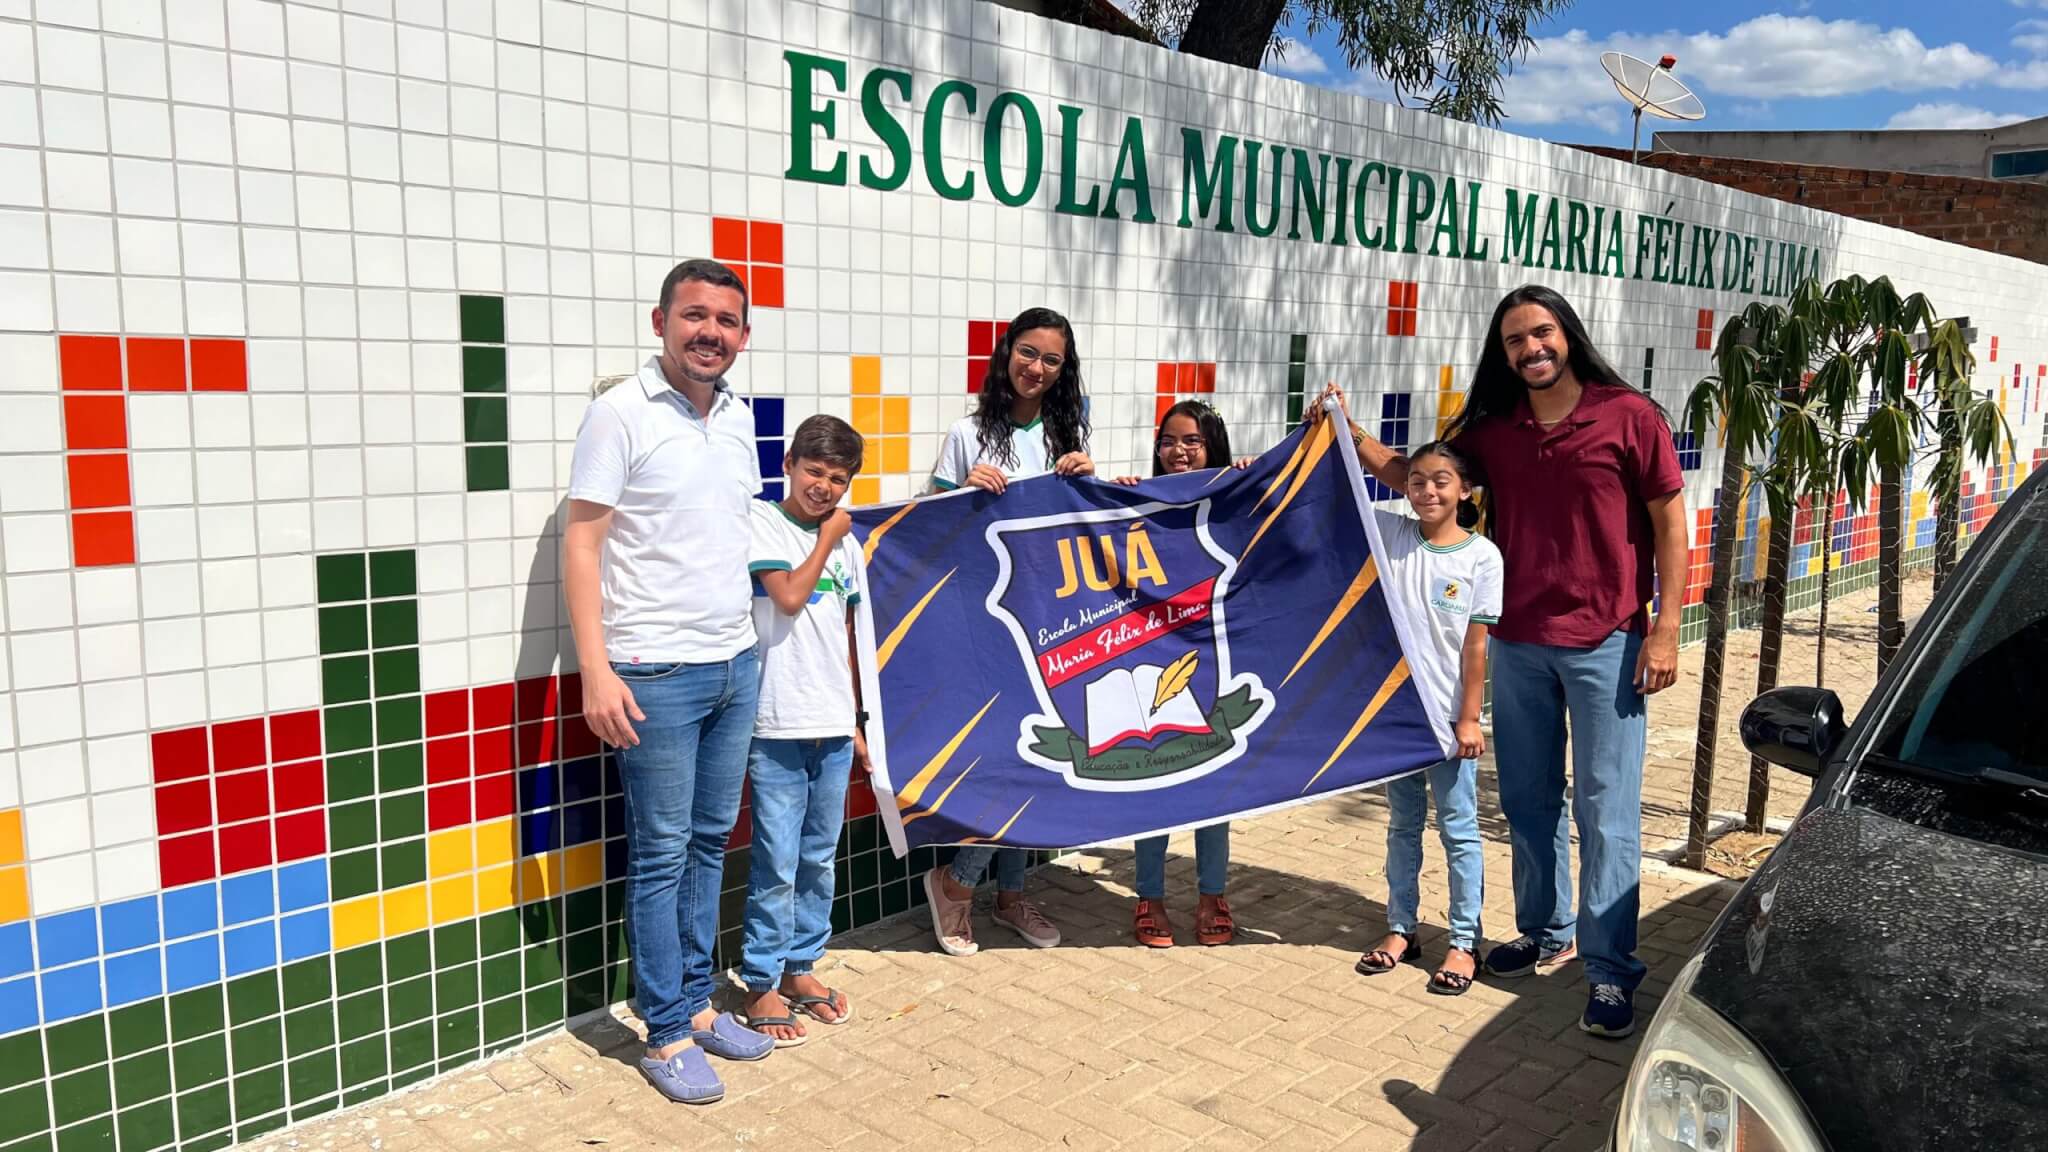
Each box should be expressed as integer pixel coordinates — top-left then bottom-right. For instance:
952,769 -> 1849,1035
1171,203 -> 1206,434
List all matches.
164,935 -> 221,994
519,808 -> 560,857
104,948 -> 163,1007
100,896 -> 161,954
759,479 -> 784,501
162,883 -> 219,939
756,439 -> 783,480
221,871 -> 275,926
602,835 -> 627,879
223,922 -> 277,977
277,861 -> 327,913
518,764 -> 558,811
36,908 -> 99,968
39,961 -> 102,1022
0,923 -> 30,980
560,757 -> 604,804
561,801 -> 602,847
278,911 -> 330,964
750,395 -> 784,434
0,976 -> 36,1035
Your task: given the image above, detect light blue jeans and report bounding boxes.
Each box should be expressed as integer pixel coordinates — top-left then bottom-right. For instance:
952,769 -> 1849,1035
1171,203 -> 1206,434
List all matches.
611,650 -> 759,1049
947,845 -> 1026,893
1490,631 -> 1649,991
1384,758 -> 1484,951
740,737 -> 853,991
1134,823 -> 1230,899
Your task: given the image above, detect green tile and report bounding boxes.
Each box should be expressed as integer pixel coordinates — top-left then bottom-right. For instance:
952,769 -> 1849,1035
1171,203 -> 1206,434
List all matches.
0,1034 -> 43,1090
290,1096 -> 338,1123
370,599 -> 418,649
564,928 -> 602,977
286,1052 -> 337,1105
522,942 -> 562,988
465,445 -> 510,492
317,604 -> 368,655
237,1113 -> 288,1144
461,345 -> 506,393
478,909 -> 520,956
0,1136 -> 51,1152
280,958 -> 331,1011
480,953 -> 521,1002
376,696 -> 422,745
0,1084 -> 49,1144
563,888 -> 603,934
283,1005 -> 335,1057
335,992 -> 384,1044
112,1050 -> 171,1108
334,945 -> 383,997
459,295 -> 505,344
1289,332 -> 1308,359
608,962 -> 631,1005
226,972 -> 280,1027
328,848 -> 378,900
387,977 -> 432,1028
368,550 -> 417,599
464,395 -> 508,443
182,1131 -> 233,1152
386,932 -> 431,982
44,1017 -> 107,1076
325,703 -> 374,754
518,896 -> 558,942
341,1081 -> 389,1109
48,1067 -> 111,1127
381,839 -> 425,890
853,887 -> 878,930
322,655 -> 372,705
228,1019 -> 282,1073
328,800 -> 377,853
377,743 -> 425,793
53,1118 -> 114,1152
523,985 -> 563,1030
379,792 -> 424,841
435,1010 -> 479,1060
325,751 -> 376,802
168,988 -> 224,1043
851,848 -> 878,894
433,922 -> 476,968
107,1002 -> 167,1058
565,969 -> 609,1017
230,1068 -> 285,1125
171,1036 -> 227,1091
175,1082 -> 231,1139
373,649 -> 420,698
115,1101 -> 174,1152
337,1037 -> 386,1089
481,998 -> 522,1046
434,964 -> 478,1012
316,553 -> 367,604
389,1022 -> 433,1075
881,877 -> 909,918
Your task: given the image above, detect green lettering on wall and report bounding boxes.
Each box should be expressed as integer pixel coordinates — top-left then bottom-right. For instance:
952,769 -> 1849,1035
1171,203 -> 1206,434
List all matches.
1536,197 -> 1562,271
1353,161 -> 1387,249
1502,188 -> 1539,266
1401,170 -> 1436,254
1058,106 -> 1103,217
858,68 -> 912,190
1651,218 -> 1673,284
1633,215 -> 1655,280
1331,157 -> 1354,246
983,91 -> 1043,207
922,79 -> 979,200
785,50 -> 848,184
1177,129 -> 1235,231
1699,229 -> 1718,289
1243,141 -> 1283,237
1602,208 -> 1626,279
1564,200 -> 1590,273
1428,177 -> 1461,258
1721,231 -> 1743,291
1462,180 -> 1489,261
1741,236 -> 1758,292
1102,117 -> 1155,222
1287,149 -> 1329,242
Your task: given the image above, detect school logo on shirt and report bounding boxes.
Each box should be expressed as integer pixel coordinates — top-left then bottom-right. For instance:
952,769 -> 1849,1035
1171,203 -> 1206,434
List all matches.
1430,576 -> 1469,616
984,500 -> 1271,790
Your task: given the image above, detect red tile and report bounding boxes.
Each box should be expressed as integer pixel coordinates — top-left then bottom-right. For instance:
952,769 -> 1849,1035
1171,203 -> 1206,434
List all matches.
515,719 -> 557,768
1175,362 -> 1196,394
967,321 -> 994,357
1386,307 -> 1402,337
1155,394 -> 1174,424
844,773 -> 877,821
966,358 -> 985,393
1155,363 -> 1175,394
1386,282 -> 1403,310
427,782 -> 471,831
1195,363 -> 1216,394
154,780 -> 213,834
472,683 -> 514,729
269,710 -> 321,762
67,453 -> 131,509
558,673 -> 582,716
152,727 -> 211,782
157,831 -> 215,888
1989,336 -> 1999,362
1401,309 -> 1418,338
474,772 -> 515,821
560,714 -> 598,760
271,759 -> 324,812
425,690 -> 468,736
473,727 -> 513,776
214,767 -> 270,824
749,220 -> 782,266
216,820 -> 272,875
273,810 -> 325,862
1403,281 -> 1419,309
63,394 -> 127,450
751,265 -> 783,309
59,335 -> 122,391
126,337 -> 187,392
211,718 -> 266,772
728,263 -> 749,295
711,216 -> 748,262
189,338 -> 247,391
428,735 -> 470,783
72,510 -> 135,567
516,675 -> 557,722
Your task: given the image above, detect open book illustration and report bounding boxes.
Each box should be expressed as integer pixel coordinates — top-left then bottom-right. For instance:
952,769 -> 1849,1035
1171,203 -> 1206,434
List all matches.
1083,651 -> 1209,755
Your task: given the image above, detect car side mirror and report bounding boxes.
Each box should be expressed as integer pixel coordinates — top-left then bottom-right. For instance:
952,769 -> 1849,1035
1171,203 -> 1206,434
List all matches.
1739,687 -> 1847,777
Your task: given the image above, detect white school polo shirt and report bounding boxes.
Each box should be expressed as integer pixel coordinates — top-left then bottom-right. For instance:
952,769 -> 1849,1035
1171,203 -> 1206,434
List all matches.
567,355 -> 763,664
748,500 -> 864,740
928,414 -> 1055,491
1373,509 -> 1504,731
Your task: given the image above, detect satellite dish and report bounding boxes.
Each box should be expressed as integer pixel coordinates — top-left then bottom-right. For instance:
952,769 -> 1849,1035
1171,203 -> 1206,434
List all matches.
1601,51 -> 1706,164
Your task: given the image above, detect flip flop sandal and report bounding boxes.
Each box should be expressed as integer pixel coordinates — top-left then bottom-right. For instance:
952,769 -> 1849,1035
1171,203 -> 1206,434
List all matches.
1428,949 -> 1477,997
738,1013 -> 809,1048
1355,931 -> 1420,975
1134,899 -> 1174,948
1196,898 -> 1235,946
785,991 -> 854,1027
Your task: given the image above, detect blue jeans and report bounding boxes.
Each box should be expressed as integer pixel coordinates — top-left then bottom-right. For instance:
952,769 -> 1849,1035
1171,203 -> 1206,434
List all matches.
947,845 -> 1026,892
1384,758 -> 1484,951
612,650 -> 759,1049
740,737 -> 853,991
1490,631 -> 1648,991
1133,823 -> 1229,899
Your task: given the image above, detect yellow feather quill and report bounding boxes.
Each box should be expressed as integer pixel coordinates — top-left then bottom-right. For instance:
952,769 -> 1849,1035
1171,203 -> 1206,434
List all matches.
1152,651 -> 1199,713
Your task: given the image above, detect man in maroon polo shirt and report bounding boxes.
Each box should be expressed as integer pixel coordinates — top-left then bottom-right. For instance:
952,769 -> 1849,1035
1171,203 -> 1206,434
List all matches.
1324,285 -> 1689,1039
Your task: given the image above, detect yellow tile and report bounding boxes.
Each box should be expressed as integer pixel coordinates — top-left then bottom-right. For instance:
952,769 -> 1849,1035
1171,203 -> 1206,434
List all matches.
477,864 -> 517,913
1751,518 -> 1771,581
430,876 -> 475,925
520,852 -> 563,903
383,884 -> 428,937
851,355 -> 881,395
852,477 -> 880,505
331,895 -> 381,950
851,396 -> 882,434
0,867 -> 26,924
0,811 -> 20,867
563,843 -> 605,892
475,818 -> 516,868
883,396 -> 909,435
428,828 -> 473,879
881,435 -> 910,475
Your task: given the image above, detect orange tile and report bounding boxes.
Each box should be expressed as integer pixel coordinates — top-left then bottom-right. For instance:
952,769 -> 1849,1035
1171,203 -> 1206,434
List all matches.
882,396 -> 909,435
852,477 -> 880,505
59,334 -> 122,391
190,338 -> 247,392
125,337 -> 187,392
1155,395 -> 1175,424
749,220 -> 783,266
563,842 -> 604,891
63,394 -> 126,449
751,264 -> 784,309
1386,282 -> 1403,309
881,435 -> 910,475
0,811 -> 21,867
476,863 -> 517,912
474,817 -> 516,867
72,510 -> 136,567
331,895 -> 381,949
383,884 -> 428,937
430,876 -> 475,925
1401,309 -> 1418,337
0,867 -> 26,924
711,216 -> 748,262
1403,281 -> 1419,309
1195,363 -> 1216,394
850,355 -> 881,395
67,453 -> 130,509
1386,308 -> 1403,337
1155,363 -> 1174,394
851,396 -> 882,433
520,852 -> 562,902
1175,362 -> 1195,393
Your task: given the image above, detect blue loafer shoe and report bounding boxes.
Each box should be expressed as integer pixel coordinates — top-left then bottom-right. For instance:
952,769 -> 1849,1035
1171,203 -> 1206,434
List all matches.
638,1045 -> 724,1104
692,1011 -> 775,1062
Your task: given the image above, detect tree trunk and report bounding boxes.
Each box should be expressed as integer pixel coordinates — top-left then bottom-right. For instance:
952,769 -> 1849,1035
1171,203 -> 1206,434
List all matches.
1877,467 -> 1905,671
1746,507 -> 1794,833
1176,0 -> 1291,67
1687,452 -> 1746,870
1933,407 -> 1961,593
1815,489 -> 1835,690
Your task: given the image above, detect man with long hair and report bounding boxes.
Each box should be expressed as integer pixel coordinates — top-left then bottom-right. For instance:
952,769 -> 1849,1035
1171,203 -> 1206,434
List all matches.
1324,284 -> 1688,1039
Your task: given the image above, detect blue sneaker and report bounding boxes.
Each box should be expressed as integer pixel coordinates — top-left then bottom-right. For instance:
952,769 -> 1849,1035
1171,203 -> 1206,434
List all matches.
1483,935 -> 1578,978
692,1011 -> 774,1062
1580,984 -> 1635,1038
638,1045 -> 724,1104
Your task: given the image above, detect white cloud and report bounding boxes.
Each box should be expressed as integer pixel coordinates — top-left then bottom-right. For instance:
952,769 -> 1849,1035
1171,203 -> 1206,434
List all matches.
1884,103 -> 2033,129
1267,36 -> 1329,77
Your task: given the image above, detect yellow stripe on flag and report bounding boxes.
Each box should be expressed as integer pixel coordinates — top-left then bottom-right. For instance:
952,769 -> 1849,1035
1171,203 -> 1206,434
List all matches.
876,567 -> 955,670
901,758 -> 979,827
1281,557 -> 1377,687
1241,418 -> 1336,564
957,797 -> 1033,845
861,500 -> 918,565
1302,660 -> 1411,793
895,695 -> 999,811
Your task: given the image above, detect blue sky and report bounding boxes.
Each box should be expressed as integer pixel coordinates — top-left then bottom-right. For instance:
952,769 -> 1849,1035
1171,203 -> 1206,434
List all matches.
1252,0 -> 2046,143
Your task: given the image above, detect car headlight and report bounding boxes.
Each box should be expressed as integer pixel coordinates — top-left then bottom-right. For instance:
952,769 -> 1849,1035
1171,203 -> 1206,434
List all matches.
1614,952 -> 1826,1152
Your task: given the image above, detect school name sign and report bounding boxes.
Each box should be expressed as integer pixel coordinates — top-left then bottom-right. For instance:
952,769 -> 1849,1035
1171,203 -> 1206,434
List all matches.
784,51 -> 1824,297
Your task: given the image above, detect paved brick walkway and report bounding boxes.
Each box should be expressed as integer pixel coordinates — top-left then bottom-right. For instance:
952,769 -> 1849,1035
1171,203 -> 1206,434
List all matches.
246,582 -> 1909,1152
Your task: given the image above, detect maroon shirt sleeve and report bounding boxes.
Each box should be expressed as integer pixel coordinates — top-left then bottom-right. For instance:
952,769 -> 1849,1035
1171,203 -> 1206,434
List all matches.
1628,400 -> 1683,502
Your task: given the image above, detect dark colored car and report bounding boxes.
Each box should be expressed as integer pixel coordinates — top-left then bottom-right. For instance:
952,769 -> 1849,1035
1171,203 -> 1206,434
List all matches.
1609,464 -> 2048,1152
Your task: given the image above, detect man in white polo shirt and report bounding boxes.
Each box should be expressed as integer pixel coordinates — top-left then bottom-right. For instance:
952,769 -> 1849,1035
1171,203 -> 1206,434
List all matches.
564,259 -> 776,1106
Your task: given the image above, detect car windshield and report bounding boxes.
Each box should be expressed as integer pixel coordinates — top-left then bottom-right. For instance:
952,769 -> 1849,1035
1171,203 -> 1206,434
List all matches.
1865,483 -> 2048,786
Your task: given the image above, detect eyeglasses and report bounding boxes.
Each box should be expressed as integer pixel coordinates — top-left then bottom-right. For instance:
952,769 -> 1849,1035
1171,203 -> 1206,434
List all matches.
1014,345 -> 1065,372
1157,435 -> 1207,452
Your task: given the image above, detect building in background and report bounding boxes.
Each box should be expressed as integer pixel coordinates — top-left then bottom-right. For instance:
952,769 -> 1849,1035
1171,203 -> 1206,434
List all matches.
1649,116 -> 2048,183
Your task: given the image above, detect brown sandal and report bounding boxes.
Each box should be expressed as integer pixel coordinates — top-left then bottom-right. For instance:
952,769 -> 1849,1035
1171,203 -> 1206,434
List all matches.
1429,947 -> 1477,996
1355,931 -> 1420,975
1134,898 -> 1175,948
1196,895 -> 1235,946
